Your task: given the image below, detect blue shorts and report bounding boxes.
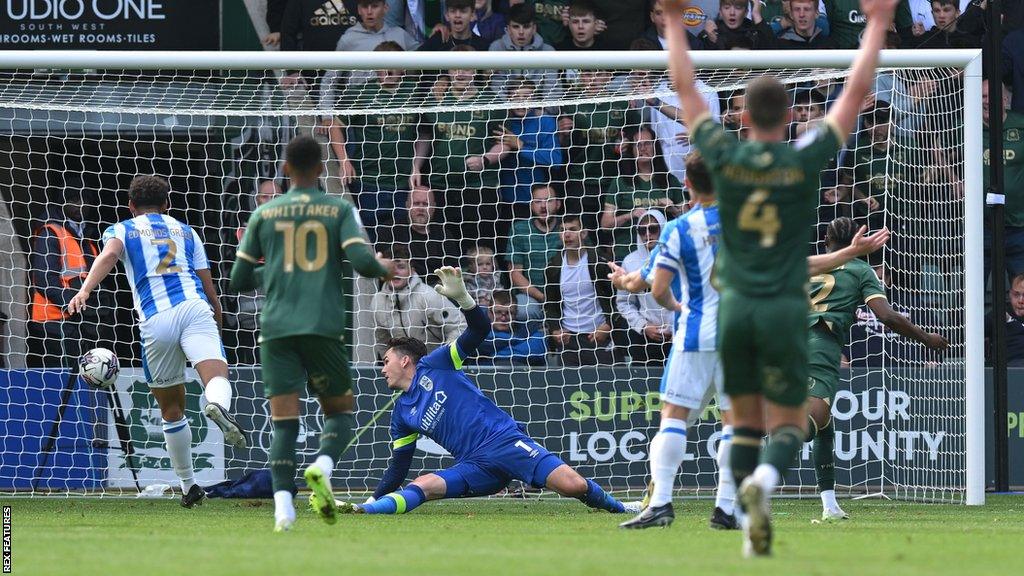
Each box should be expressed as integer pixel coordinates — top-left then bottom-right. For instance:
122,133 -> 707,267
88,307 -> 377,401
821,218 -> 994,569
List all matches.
436,435 -> 565,498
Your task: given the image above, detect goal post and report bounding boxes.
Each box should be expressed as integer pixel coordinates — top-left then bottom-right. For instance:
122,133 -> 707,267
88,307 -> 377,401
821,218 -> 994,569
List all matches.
963,52 -> 984,507
0,49 -> 984,505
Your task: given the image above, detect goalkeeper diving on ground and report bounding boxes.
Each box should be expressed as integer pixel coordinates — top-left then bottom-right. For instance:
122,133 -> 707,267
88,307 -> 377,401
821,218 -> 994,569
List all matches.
312,266 -> 642,518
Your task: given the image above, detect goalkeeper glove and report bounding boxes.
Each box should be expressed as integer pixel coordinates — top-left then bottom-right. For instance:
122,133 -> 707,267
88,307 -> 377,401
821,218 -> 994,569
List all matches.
434,266 -> 476,309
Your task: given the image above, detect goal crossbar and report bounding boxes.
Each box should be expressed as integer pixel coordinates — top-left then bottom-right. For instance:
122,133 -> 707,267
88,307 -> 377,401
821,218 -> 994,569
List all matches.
0,48 -> 983,70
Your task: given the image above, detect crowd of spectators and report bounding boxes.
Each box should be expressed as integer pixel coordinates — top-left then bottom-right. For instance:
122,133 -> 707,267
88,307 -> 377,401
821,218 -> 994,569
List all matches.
23,0 -> 1017,368
268,0 -> 997,54
256,0 -> 1011,366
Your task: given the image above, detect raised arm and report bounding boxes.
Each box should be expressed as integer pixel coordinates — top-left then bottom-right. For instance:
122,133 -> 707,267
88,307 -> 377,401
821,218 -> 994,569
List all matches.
825,0 -> 898,139
867,298 -> 949,351
807,226 -> 890,276
67,239 -> 123,316
433,267 -> 491,360
664,0 -> 710,128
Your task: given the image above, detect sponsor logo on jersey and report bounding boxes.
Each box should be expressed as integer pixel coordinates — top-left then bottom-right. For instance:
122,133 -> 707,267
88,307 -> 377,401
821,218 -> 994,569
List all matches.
1009,128 -> 1021,142
420,390 -> 447,432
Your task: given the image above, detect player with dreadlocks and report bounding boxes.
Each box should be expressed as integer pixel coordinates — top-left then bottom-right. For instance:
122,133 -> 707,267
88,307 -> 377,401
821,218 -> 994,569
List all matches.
805,217 -> 948,521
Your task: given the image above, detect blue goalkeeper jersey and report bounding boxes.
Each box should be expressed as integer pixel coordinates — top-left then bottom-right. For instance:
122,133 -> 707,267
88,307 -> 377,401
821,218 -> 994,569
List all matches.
388,343 -> 523,460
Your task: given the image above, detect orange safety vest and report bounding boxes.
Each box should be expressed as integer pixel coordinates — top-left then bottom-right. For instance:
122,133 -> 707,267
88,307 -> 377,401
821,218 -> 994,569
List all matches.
29,223 -> 98,322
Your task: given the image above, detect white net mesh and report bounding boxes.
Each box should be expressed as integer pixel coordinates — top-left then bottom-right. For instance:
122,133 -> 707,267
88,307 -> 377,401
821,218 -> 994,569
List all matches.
0,59 -> 970,503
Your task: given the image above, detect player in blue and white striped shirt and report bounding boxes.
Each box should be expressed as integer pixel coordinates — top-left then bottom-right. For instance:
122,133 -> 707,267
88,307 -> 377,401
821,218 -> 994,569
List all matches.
68,176 -> 247,508
612,153 -> 891,531
617,153 -> 737,530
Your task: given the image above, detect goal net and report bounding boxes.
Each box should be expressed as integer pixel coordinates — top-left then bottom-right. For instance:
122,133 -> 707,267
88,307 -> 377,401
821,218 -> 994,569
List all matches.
0,50 -> 983,504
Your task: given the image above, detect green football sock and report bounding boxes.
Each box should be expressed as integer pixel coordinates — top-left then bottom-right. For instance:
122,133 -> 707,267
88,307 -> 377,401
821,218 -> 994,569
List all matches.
761,425 -> 805,478
319,413 -> 355,461
730,427 -> 764,489
814,421 -> 836,492
269,418 -> 300,493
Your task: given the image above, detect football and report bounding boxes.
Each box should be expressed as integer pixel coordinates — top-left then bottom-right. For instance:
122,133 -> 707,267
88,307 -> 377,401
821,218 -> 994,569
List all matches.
78,347 -> 120,389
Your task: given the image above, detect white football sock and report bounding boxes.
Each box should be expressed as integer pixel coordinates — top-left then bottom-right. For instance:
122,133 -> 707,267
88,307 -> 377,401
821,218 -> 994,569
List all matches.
821,489 -> 840,511
714,425 -> 736,515
162,417 -> 195,492
314,455 -> 335,482
204,376 -> 232,412
648,417 -> 688,508
752,463 -> 782,495
274,490 -> 295,522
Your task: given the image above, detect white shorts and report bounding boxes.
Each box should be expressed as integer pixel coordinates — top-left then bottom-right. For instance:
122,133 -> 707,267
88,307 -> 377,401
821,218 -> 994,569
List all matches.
660,348 -> 730,412
139,299 -> 226,388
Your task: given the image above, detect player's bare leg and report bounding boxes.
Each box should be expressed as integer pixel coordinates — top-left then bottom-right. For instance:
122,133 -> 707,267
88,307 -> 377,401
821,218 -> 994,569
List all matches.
151,384 -> 204,508
806,396 -> 846,520
269,393 -> 302,531
195,358 -> 247,449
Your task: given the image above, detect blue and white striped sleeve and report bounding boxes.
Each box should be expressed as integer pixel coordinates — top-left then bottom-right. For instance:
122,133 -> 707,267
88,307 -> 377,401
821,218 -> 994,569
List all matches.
189,227 -> 210,270
654,226 -> 683,274
101,223 -> 124,246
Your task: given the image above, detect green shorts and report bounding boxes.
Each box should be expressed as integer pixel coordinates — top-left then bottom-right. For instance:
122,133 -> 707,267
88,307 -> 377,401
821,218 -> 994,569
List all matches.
807,324 -> 842,402
718,289 -> 809,407
260,335 -> 353,398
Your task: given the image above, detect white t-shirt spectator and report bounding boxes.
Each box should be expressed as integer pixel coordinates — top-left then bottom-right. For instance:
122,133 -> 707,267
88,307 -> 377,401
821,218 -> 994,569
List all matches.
560,253 -> 605,334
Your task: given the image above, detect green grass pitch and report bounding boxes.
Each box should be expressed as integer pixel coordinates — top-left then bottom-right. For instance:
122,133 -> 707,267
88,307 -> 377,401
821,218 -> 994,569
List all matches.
6,495 -> 1022,575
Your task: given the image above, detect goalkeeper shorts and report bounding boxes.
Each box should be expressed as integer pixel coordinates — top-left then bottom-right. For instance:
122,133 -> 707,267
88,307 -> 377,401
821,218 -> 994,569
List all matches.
436,435 -> 564,497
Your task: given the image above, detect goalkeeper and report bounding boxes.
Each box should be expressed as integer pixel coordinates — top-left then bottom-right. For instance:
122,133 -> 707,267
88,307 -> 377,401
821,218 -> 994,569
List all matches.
328,266 -> 641,516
